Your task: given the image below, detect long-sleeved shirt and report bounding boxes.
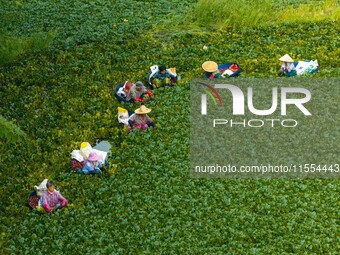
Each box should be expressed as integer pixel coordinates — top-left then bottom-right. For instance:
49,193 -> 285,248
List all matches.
41,190 -> 67,208
82,161 -> 103,174
129,114 -> 153,128
150,70 -> 176,83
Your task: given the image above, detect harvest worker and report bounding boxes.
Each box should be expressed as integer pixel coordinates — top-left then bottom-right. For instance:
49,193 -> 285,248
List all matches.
40,180 -> 68,214
128,104 -> 155,130
147,65 -> 177,89
202,61 -> 222,79
126,81 -> 154,103
279,54 -> 296,76
82,151 -> 103,175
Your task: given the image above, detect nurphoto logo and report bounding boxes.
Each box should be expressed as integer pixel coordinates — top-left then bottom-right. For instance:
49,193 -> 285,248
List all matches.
198,82 -> 312,128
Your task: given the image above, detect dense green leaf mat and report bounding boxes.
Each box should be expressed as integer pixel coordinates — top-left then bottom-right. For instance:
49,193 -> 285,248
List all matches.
0,0 -> 339,254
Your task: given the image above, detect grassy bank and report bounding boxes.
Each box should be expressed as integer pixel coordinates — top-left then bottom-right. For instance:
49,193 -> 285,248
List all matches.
190,0 -> 339,30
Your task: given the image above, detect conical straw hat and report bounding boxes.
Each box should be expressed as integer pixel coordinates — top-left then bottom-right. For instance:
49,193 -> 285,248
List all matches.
279,54 -> 294,62
135,105 -> 151,114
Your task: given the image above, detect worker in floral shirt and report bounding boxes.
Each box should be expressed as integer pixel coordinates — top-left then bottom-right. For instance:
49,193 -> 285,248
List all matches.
41,180 -> 68,214
128,105 -> 155,130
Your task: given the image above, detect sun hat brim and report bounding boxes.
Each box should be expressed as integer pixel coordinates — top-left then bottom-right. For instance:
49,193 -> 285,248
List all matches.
135,106 -> 151,114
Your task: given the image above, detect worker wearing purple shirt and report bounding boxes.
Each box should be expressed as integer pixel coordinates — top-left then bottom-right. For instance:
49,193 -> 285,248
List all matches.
41,180 -> 68,213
